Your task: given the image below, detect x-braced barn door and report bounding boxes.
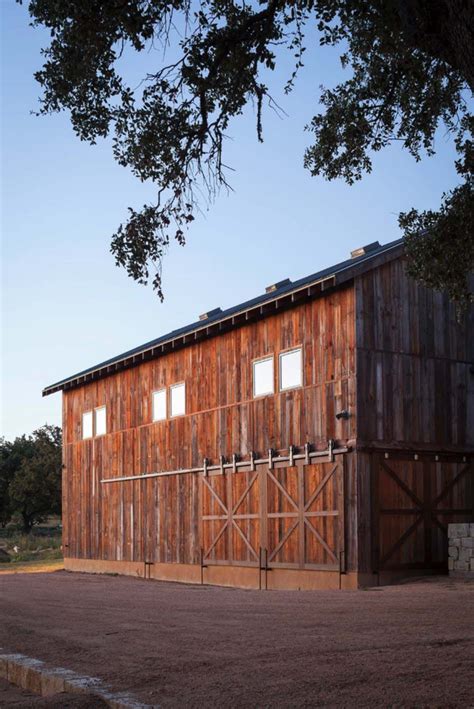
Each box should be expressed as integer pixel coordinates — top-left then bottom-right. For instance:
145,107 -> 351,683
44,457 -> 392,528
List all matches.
201,468 -> 261,566
201,457 -> 345,571
373,455 -> 473,572
265,460 -> 345,570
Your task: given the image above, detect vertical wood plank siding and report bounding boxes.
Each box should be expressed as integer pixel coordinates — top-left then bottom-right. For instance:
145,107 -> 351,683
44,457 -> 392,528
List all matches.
354,259 -> 473,575
62,287 -> 356,565
61,256 -> 473,581
355,259 -> 473,450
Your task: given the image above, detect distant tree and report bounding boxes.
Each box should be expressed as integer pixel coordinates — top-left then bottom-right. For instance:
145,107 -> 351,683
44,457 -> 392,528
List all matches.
0,438 -> 15,527
22,0 -> 473,307
6,426 -> 62,533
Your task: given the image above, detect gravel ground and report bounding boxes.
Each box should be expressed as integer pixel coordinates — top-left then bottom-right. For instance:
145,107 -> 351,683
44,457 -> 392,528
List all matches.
1,571 -> 473,707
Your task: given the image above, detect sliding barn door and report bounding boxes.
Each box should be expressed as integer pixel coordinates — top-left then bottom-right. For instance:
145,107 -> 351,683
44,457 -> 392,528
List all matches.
265,460 -> 344,570
373,455 -> 473,572
201,469 -> 261,566
201,457 -> 345,570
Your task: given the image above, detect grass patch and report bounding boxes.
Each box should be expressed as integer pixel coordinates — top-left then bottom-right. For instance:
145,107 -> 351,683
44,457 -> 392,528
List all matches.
0,558 -> 64,574
0,518 -> 62,563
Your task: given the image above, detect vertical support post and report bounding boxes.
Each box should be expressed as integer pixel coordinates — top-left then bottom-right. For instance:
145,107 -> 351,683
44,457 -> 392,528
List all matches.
371,454 -> 381,583
226,460 -> 233,562
200,547 -> 205,585
423,460 -> 432,566
259,463 -> 267,580
328,438 -> 334,462
298,463 -> 305,569
304,442 -> 310,465
265,548 -> 269,591
339,549 -> 346,589
340,456 -> 347,577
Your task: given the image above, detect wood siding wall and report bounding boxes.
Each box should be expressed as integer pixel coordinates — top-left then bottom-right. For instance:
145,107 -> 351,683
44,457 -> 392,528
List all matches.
62,288 -> 357,565
355,258 -> 474,451
61,257 -> 473,580
354,260 -> 473,575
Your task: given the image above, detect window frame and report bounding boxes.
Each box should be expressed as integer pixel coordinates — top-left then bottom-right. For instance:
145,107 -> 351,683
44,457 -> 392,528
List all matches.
82,410 -> 93,440
152,388 -> 167,422
94,405 -> 107,437
169,381 -> 186,418
279,346 -> 303,392
252,354 -> 275,398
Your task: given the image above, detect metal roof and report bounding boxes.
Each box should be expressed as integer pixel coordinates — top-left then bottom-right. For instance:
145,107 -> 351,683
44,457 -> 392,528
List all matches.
43,237 -> 404,396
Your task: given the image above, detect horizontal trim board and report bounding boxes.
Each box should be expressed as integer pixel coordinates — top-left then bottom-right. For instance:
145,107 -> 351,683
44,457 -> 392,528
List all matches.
64,558 -> 452,590
65,558 -> 362,590
356,442 -> 473,459
100,444 -> 349,484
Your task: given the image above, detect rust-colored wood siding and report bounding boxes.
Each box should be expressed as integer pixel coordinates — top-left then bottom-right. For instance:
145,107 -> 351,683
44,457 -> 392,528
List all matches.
62,287 -> 356,564
355,258 -> 474,451
61,257 -> 473,580
64,287 -> 355,450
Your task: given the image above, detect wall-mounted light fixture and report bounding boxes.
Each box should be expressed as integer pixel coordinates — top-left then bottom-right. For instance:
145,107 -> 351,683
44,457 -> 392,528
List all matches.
335,410 -> 350,420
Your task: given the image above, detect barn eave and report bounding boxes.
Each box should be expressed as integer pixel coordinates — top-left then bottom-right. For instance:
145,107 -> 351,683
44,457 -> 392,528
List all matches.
42,238 -> 404,396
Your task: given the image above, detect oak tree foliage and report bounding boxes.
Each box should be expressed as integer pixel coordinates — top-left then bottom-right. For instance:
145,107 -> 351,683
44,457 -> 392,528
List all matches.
0,438 -> 15,528
22,0 -> 473,305
0,426 -> 62,533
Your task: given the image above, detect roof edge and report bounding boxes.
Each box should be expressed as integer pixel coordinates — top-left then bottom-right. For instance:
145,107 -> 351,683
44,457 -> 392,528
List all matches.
43,238 -> 404,396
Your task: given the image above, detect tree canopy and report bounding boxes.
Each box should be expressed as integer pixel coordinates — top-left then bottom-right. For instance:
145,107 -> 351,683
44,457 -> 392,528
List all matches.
0,425 -> 62,532
22,0 -> 473,306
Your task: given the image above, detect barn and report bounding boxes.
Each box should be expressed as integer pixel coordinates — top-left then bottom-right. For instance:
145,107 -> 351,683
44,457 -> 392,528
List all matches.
43,238 -> 474,590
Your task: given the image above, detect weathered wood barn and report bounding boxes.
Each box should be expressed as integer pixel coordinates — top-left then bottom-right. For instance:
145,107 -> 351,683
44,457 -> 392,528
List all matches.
44,238 -> 474,589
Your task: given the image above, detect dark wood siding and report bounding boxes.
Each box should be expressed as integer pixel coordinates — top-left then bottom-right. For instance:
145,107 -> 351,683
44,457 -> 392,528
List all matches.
355,258 -> 474,451
354,260 -> 473,575
372,453 -> 473,573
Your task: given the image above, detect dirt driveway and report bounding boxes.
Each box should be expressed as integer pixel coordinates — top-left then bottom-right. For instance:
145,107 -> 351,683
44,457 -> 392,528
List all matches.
1,572 -> 473,707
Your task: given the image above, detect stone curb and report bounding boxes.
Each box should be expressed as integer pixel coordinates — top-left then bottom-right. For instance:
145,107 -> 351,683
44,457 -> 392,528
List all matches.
0,651 -> 156,708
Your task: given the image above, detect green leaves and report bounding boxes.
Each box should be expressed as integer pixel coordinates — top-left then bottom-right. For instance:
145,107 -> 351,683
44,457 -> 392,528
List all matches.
306,2 -> 468,187
1,425 -> 62,532
24,0 -> 473,306
401,180 -> 474,314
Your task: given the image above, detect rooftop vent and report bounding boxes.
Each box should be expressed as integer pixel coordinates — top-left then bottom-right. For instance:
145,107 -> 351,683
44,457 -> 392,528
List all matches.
199,307 -> 222,321
265,278 -> 291,294
350,241 -> 380,259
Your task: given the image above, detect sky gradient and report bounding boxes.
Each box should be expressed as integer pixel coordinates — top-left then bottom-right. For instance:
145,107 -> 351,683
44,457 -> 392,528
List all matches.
1,2 -> 461,439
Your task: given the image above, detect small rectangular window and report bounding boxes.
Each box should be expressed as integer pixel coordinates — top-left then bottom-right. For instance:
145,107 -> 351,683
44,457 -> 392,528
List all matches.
253,356 -> 274,397
82,411 -> 93,440
152,389 -> 167,421
170,383 -> 185,417
94,406 -> 107,436
279,347 -> 303,391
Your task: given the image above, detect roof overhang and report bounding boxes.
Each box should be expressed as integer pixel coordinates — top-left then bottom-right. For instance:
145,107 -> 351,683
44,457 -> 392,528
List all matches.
43,239 -> 404,396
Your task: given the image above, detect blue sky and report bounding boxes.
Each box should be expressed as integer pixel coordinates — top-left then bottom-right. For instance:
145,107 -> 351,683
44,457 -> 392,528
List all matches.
1,2 -> 461,439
